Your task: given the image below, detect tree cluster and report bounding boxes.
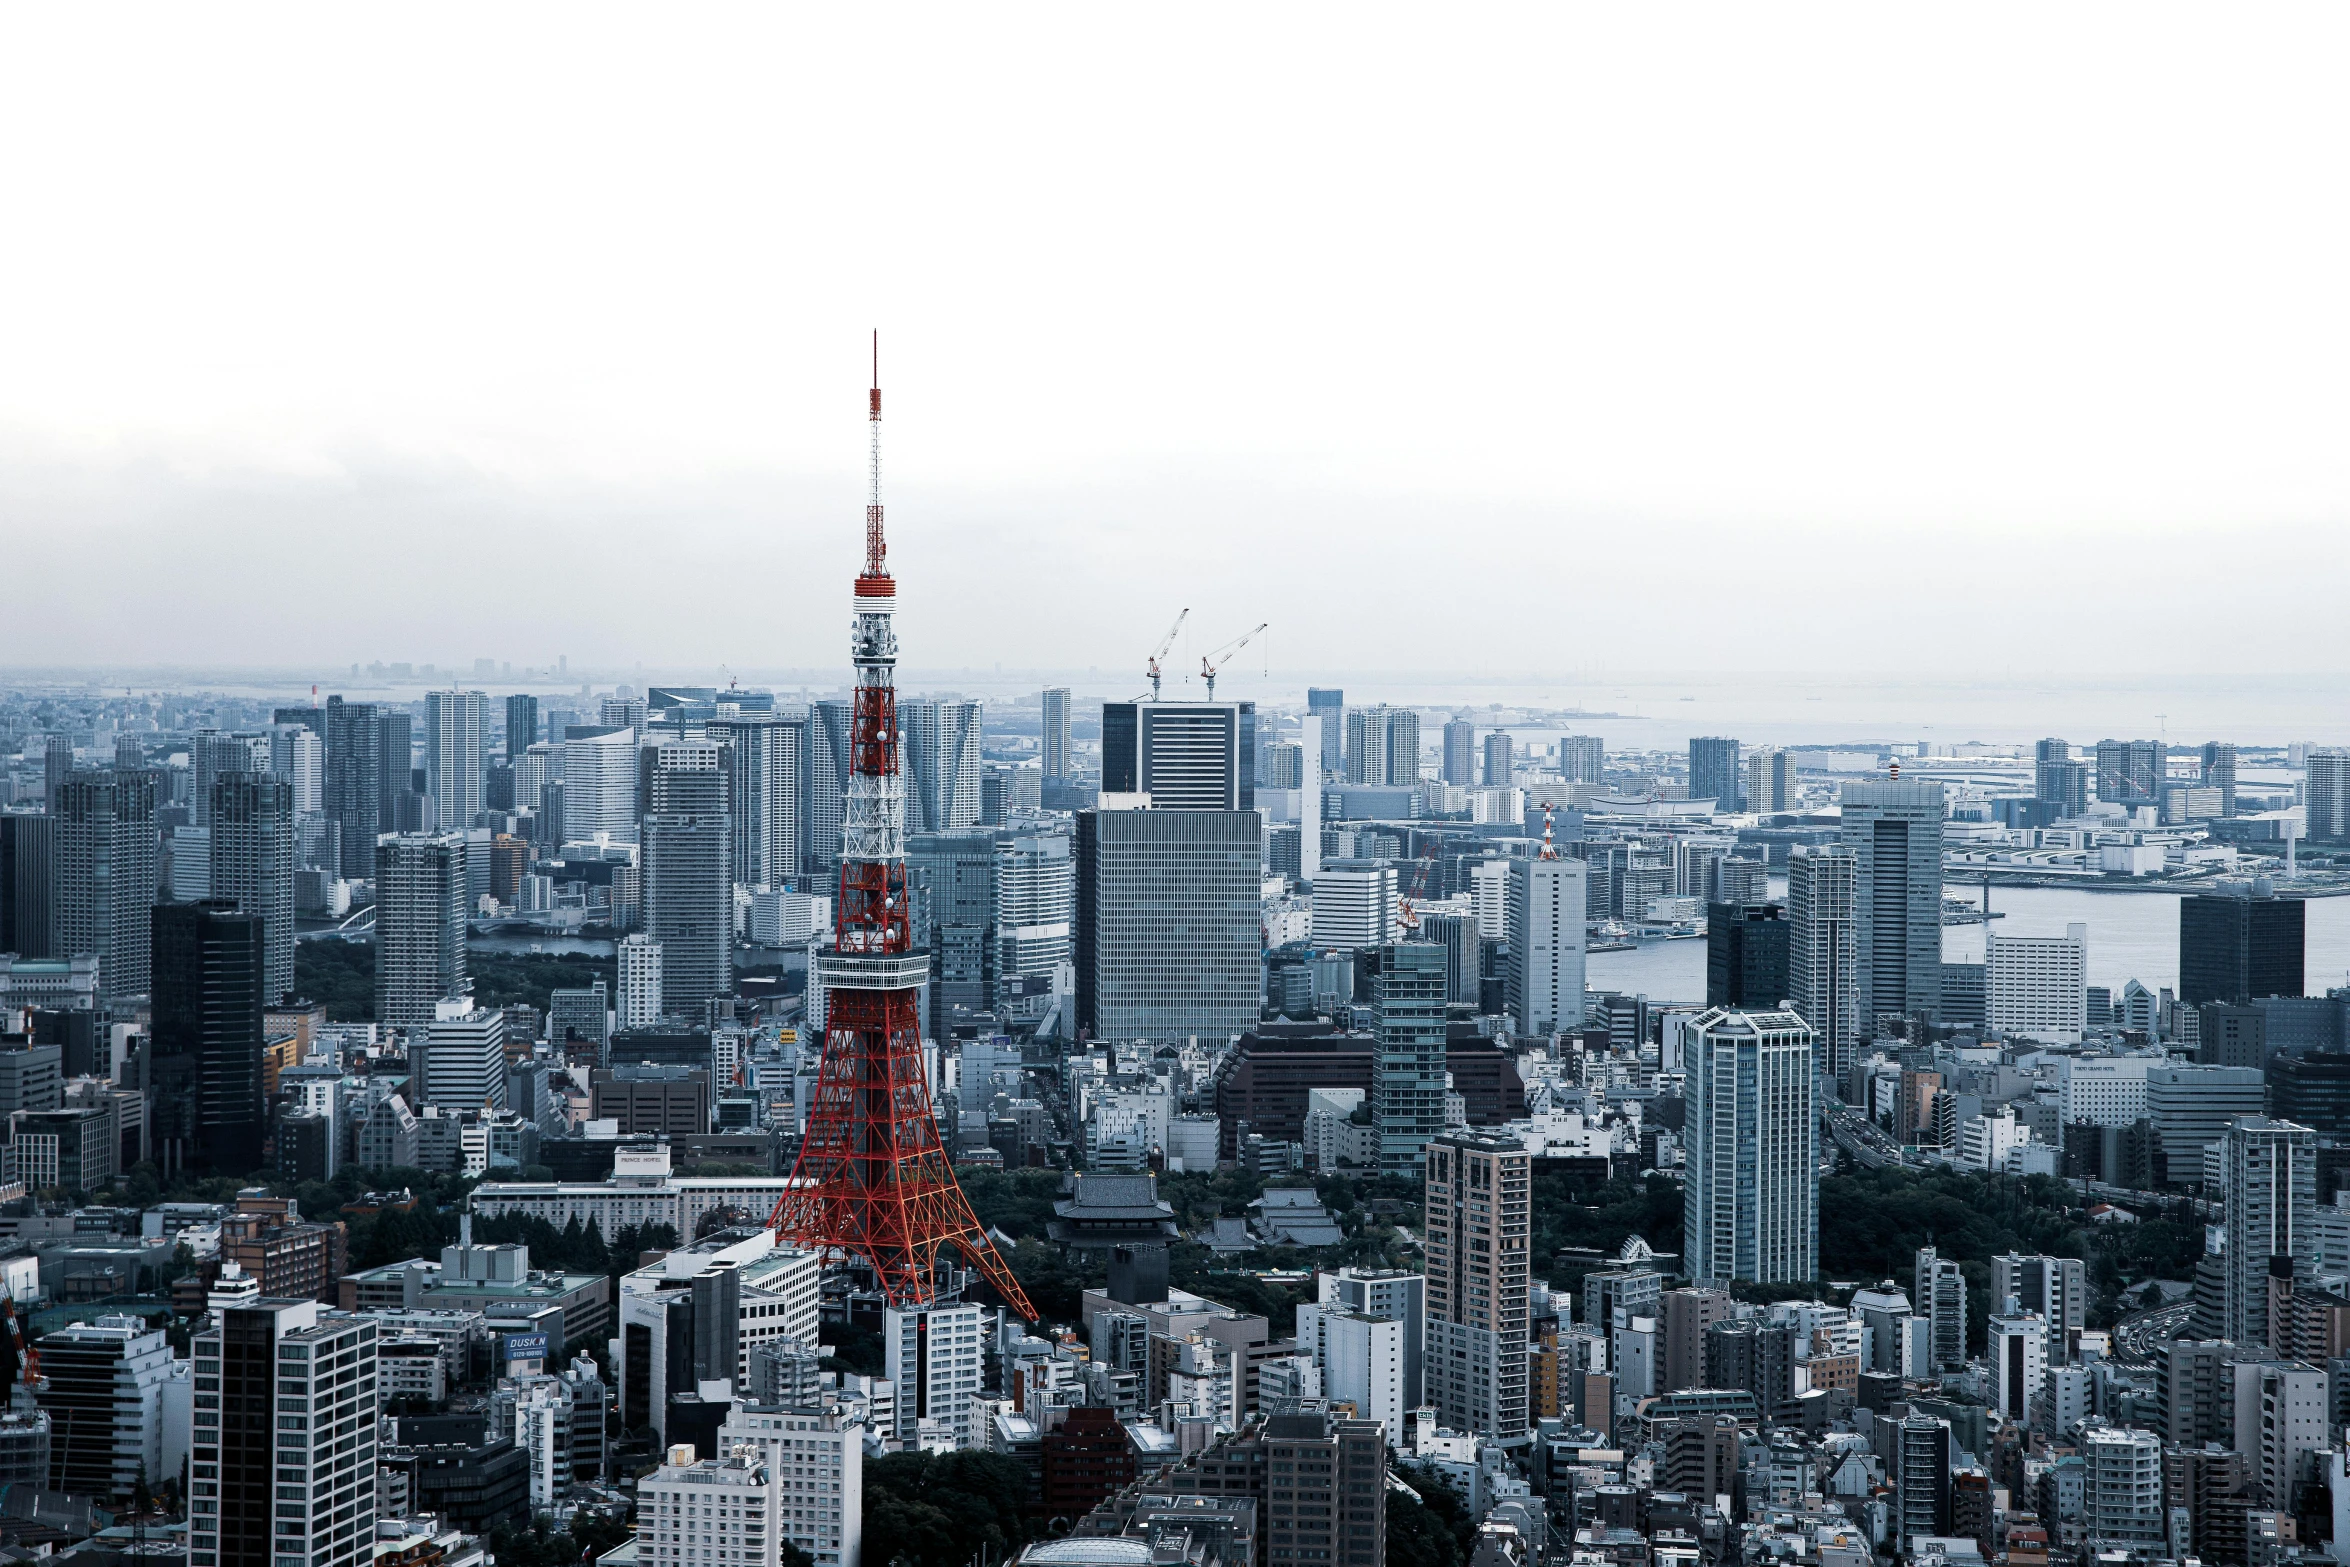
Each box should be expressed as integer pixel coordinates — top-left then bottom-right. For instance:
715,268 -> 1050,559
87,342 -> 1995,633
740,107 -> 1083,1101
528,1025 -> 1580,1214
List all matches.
862,1450 -> 1033,1567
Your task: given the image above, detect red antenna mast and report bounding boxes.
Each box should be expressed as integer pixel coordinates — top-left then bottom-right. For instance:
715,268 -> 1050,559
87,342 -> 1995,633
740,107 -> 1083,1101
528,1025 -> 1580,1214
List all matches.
767,340 -> 1036,1319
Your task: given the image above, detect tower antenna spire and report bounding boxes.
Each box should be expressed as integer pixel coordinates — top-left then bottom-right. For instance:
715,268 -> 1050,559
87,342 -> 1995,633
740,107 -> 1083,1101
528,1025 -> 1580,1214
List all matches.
768,344 -> 1036,1321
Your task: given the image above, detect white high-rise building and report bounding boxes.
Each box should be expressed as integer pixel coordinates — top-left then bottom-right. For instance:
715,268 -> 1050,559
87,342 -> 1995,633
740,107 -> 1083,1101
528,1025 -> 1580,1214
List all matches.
1506,856 -> 1587,1038
2222,1117 -> 2316,1348
883,1302 -> 983,1451
1682,1008 -> 1817,1284
1294,1307 -> 1405,1442
1312,866 -> 1396,950
1786,846 -> 1858,1083
718,1401 -> 865,1567
1311,1267 -> 1425,1408
1469,859 -> 1508,940
2080,1423 -> 2165,1548
562,726 -> 642,844
426,689 -> 491,831
416,1004 -> 507,1112
271,723 -> 325,816
1986,924 -> 2088,1042
1988,1310 -> 2047,1422
638,1442 -> 782,1567
2059,1056 -> 2152,1127
620,934 -> 665,1029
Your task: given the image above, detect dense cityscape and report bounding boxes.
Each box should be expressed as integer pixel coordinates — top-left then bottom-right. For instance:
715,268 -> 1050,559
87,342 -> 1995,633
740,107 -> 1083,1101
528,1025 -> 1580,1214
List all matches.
2,356 -> 2349,1567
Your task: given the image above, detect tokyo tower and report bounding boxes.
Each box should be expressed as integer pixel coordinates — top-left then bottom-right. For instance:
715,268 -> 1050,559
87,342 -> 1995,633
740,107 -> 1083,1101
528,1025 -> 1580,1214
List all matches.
765,339 -> 1037,1320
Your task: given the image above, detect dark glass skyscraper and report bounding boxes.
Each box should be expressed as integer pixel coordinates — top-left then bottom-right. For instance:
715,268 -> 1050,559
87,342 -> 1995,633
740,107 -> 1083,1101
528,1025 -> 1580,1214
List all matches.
1706,901 -> 1791,1009
1440,719 -> 1476,786
151,900 -> 266,1174
642,748 -> 731,1017
1689,737 -> 1742,811
0,813 -> 55,959
2180,888 -> 2304,1005
504,694 -> 540,762
323,697 -> 383,879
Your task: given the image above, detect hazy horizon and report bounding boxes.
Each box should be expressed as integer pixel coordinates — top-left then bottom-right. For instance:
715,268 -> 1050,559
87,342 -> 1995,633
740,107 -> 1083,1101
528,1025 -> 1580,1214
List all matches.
6,7 -> 2349,677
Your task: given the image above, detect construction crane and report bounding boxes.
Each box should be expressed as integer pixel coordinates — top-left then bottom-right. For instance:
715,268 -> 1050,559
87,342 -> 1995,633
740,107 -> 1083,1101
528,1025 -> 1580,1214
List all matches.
1146,608 -> 1190,700
1199,622 -> 1268,699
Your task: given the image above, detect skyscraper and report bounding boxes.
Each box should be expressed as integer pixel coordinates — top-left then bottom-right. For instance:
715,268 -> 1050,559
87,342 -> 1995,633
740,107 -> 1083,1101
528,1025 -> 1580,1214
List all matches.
642,745 -> 732,1017
1506,856 -> 1587,1038
1682,1007 -> 1816,1284
1786,846 -> 1857,1082
52,769 -> 160,1002
1915,1246 -> 1968,1372
901,699 -> 983,834
617,934 -> 663,1029
324,698 -> 383,878
376,710 -> 413,832
2034,737 -> 2088,818
505,693 -> 540,761
1482,731 -> 1513,788
1423,1133 -> 1530,1439
41,735 -> 75,811
1370,943 -> 1448,1176
1307,688 -> 1345,780
1074,807 -> 1261,1043
996,829 -> 1075,992
2200,741 -> 2238,817
1706,902 -> 1789,1009
1688,737 -> 1741,811
189,731 -> 259,831
1559,735 -> 1604,786
1344,706 -> 1419,787
151,900 -> 267,1174
709,711 -> 804,889
374,834 -> 468,1029
2221,1117 -> 2314,1349
1040,687 -> 1073,780
1839,779 -> 1945,1026
1440,719 -> 1476,787
209,773 -> 296,1006
558,725 -> 639,846
425,689 -> 490,830
2093,738 -> 2166,808
804,699 -> 854,880
269,723 -> 324,819
2179,885 -> 2305,1005
1985,924 -> 2088,1042
1099,701 -> 1255,811
2309,748 -> 2350,842
188,1295 -> 379,1567
1745,748 -> 1793,814
0,813 -> 56,960
909,828 -> 997,1038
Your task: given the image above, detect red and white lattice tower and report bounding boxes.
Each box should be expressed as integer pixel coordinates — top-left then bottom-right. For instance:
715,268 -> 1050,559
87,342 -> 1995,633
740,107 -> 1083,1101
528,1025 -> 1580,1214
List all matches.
765,340 -> 1036,1319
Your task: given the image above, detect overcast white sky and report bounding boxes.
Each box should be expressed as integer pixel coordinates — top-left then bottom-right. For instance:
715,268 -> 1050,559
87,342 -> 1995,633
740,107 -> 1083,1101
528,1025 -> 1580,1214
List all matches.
3,5 -> 2347,679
